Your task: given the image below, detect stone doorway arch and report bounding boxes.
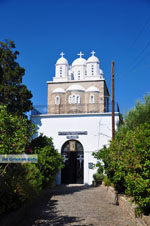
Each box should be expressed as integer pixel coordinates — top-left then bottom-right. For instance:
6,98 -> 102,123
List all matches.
61,140 -> 84,184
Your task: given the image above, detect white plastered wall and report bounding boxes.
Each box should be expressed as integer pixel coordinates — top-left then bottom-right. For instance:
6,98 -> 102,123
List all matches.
31,113 -> 119,185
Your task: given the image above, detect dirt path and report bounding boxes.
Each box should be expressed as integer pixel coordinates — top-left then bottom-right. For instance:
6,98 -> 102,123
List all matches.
19,184 -> 137,226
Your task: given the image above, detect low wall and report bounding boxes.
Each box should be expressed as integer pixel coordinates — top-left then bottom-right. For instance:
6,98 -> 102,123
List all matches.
105,185 -> 150,226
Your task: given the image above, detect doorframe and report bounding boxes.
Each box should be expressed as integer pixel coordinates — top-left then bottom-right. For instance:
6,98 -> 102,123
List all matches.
61,139 -> 84,184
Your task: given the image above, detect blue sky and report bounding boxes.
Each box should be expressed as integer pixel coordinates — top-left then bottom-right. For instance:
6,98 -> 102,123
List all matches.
0,0 -> 150,114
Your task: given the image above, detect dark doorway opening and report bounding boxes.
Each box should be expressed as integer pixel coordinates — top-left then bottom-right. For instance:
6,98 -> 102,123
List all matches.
61,140 -> 84,184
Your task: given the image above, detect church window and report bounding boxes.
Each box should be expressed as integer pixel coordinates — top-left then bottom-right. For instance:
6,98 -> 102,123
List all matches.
68,94 -> 80,104
91,65 -> 94,75
76,95 -> 80,104
72,95 -> 76,104
68,95 -> 72,104
78,71 -> 80,80
90,94 -> 94,104
71,73 -> 74,80
60,67 -> 62,77
55,96 -> 60,105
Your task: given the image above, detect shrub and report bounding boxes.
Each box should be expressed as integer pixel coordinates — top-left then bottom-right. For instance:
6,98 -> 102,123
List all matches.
0,107 -> 64,215
94,123 -> 150,215
30,134 -> 64,187
0,105 -> 34,156
93,95 -> 150,215
37,146 -> 64,187
93,173 -> 104,182
0,163 -> 42,214
104,176 -> 111,187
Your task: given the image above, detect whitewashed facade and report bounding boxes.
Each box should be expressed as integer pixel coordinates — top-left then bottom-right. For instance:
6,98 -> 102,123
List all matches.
31,51 -> 119,185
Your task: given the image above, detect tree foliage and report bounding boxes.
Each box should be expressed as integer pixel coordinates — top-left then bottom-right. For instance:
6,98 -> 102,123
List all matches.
0,105 -> 34,155
0,107 -> 64,215
30,134 -> 64,187
0,106 -> 40,214
123,95 -> 150,129
93,95 -> 150,215
0,39 -> 32,115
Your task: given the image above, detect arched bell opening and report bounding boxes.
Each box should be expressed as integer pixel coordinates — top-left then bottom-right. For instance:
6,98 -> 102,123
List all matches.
61,140 -> 84,184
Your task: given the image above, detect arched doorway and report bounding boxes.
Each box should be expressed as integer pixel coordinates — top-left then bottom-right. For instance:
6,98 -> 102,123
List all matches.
61,140 -> 84,184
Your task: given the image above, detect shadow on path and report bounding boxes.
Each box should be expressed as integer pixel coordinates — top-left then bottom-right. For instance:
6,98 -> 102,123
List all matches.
17,184 -> 94,226
51,184 -> 92,196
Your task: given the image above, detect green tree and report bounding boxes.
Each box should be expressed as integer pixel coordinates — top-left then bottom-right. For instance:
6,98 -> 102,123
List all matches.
124,95 -> 150,130
0,105 -> 34,156
93,94 -> 150,215
0,39 -> 32,115
30,134 -> 64,187
0,106 -> 42,214
0,107 -> 64,215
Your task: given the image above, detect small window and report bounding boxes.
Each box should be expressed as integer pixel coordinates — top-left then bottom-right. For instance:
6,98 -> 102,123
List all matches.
68,95 -> 72,104
78,75 -> 80,80
60,67 -> 62,77
85,71 -> 87,76
55,96 -> 60,105
91,65 -> 94,75
76,95 -> 80,104
78,71 -> 80,75
72,95 -> 75,104
90,95 -> 94,104
71,74 -> 74,80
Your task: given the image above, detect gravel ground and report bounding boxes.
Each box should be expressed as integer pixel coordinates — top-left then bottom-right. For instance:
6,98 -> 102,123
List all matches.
20,184 -> 137,226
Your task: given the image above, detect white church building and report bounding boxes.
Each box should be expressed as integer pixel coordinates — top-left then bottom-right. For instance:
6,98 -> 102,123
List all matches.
31,51 -> 119,185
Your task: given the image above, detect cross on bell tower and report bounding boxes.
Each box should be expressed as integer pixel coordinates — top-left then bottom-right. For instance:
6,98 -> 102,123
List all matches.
77,51 -> 84,58
91,50 -> 96,56
60,52 -> 64,58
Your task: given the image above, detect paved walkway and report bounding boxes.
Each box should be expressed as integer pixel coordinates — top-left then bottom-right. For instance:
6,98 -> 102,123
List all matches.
21,184 -> 137,226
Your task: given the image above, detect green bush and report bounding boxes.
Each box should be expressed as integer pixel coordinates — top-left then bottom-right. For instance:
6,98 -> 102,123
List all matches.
93,173 -> 104,182
30,134 -> 54,149
0,163 -> 42,214
0,107 -> 64,215
37,146 -> 64,187
104,176 -> 111,187
30,134 -> 64,187
94,123 -> 150,215
0,105 -> 35,156
93,95 -> 150,215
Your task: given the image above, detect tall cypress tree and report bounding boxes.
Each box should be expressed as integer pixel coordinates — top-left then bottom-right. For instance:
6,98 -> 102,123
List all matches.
0,39 -> 33,115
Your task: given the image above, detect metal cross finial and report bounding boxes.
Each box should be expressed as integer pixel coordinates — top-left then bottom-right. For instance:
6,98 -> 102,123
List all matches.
91,50 -> 96,56
60,52 -> 64,58
77,51 -> 84,58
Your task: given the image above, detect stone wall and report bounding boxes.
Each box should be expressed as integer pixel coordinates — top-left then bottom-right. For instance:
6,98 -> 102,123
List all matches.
105,185 -> 150,226
47,80 -> 108,114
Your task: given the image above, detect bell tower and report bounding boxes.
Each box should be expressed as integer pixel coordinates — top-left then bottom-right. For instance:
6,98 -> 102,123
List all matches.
54,52 -> 69,81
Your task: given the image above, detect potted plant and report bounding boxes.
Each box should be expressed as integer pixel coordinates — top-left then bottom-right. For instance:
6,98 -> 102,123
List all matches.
93,173 -> 104,186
